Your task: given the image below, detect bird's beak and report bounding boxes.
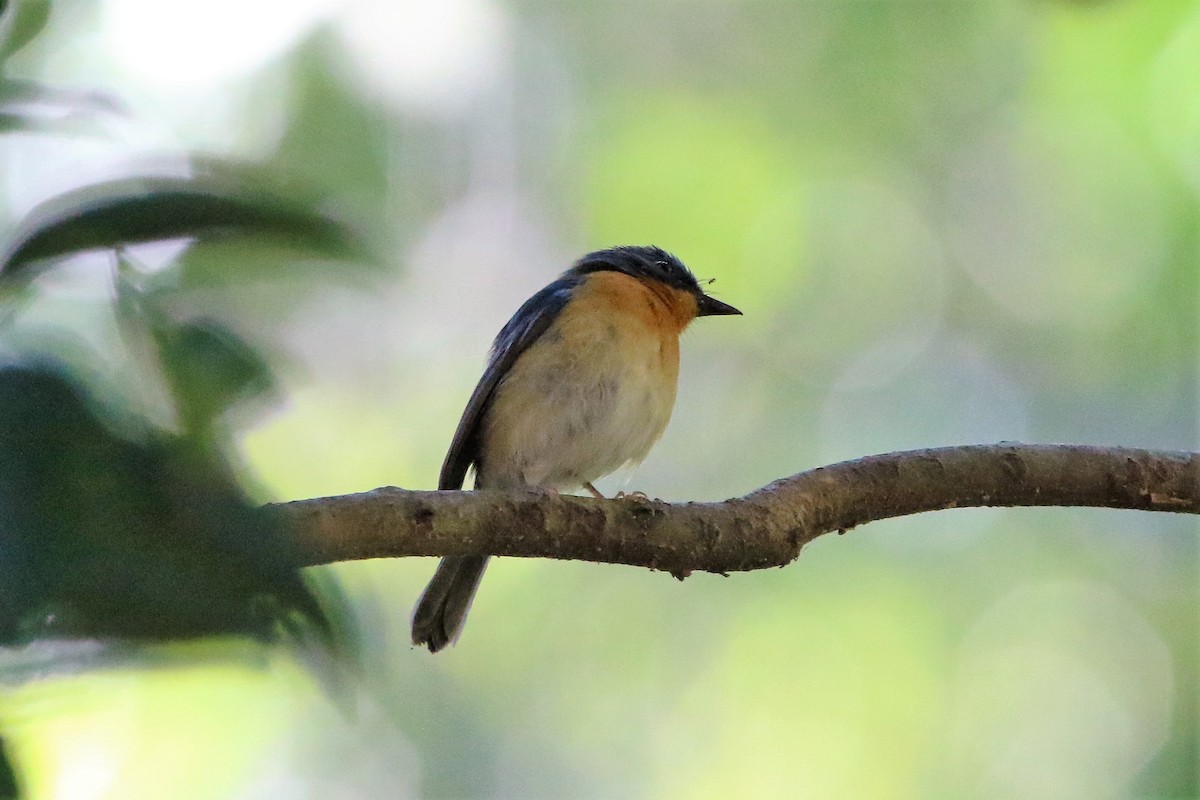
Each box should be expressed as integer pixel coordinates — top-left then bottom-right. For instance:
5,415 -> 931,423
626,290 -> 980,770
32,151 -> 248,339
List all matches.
696,293 -> 742,317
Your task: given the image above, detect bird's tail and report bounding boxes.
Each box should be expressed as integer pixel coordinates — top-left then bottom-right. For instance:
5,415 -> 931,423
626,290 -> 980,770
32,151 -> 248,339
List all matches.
411,555 -> 490,652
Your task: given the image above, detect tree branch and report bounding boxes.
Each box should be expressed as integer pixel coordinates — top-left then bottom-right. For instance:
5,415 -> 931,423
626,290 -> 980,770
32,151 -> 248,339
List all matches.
277,444 -> 1199,577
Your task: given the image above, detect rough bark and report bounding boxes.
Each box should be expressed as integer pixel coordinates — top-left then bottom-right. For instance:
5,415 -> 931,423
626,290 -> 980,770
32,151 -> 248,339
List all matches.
276,444 -> 1199,577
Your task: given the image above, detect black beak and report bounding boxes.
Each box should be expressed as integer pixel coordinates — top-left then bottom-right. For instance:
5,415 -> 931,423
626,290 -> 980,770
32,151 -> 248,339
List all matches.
696,293 -> 742,317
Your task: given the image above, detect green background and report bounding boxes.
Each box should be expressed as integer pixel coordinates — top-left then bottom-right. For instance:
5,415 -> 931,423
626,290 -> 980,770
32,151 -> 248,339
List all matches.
2,0 -> 1198,797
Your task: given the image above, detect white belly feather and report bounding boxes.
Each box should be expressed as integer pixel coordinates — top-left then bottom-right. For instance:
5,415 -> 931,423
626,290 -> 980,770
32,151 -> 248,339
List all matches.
478,312 -> 679,490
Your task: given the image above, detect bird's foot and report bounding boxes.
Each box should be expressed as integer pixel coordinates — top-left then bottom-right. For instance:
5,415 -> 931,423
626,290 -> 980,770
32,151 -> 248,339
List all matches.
582,486 -> 655,502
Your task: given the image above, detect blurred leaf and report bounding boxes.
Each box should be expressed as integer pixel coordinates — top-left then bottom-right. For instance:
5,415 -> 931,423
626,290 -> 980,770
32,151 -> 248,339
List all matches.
0,79 -> 126,134
274,33 -> 392,237
0,735 -> 17,800
0,79 -> 125,114
113,258 -> 277,436
0,359 -> 339,651
0,176 -> 363,277
156,319 -> 276,437
0,110 -> 36,132
0,0 -> 50,63
111,254 -> 163,383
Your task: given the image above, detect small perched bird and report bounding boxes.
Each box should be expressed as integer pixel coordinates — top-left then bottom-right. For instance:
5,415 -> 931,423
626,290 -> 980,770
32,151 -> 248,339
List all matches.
411,245 -> 741,651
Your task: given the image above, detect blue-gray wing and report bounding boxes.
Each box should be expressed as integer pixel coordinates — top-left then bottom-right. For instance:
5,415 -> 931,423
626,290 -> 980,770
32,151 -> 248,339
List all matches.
438,275 -> 582,490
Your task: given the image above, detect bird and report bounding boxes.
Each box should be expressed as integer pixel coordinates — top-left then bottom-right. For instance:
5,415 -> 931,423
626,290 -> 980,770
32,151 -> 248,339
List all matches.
411,245 -> 741,651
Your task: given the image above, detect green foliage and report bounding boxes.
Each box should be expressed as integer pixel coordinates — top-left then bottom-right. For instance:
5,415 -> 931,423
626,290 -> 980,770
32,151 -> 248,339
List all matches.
0,6 -> 384,791
0,154 -> 365,648
0,360 -> 325,643
1,176 -> 362,277
0,170 -> 363,650
0,19 -> 369,790
0,736 -> 15,800
1,0 -> 1197,797
0,1 -> 114,136
0,80 -> 122,134
0,0 -> 50,63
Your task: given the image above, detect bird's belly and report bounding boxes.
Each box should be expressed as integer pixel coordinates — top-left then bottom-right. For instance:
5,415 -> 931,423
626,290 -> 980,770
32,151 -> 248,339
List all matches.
479,324 -> 678,489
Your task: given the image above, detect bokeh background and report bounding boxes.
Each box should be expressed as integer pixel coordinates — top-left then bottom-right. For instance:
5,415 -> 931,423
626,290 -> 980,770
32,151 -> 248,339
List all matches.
2,0 -> 1199,797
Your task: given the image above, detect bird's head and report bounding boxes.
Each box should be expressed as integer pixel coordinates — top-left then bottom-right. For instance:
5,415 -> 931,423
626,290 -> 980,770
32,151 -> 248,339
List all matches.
568,245 -> 742,320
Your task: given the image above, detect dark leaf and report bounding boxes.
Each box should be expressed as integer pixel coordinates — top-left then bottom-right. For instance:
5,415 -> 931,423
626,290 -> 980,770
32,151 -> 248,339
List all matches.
112,259 -> 277,436
156,318 -> 277,436
0,735 -> 18,800
0,176 -> 363,276
0,359 -> 340,649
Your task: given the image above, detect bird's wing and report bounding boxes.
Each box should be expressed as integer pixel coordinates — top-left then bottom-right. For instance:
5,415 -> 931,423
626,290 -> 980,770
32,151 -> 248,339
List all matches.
438,275 -> 582,490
